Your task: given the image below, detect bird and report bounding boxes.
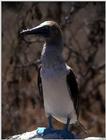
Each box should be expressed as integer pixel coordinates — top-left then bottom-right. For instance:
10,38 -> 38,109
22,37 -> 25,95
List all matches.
20,21 -> 79,132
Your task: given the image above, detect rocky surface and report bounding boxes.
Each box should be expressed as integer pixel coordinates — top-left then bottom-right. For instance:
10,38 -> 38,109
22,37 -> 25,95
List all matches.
6,128 -> 104,140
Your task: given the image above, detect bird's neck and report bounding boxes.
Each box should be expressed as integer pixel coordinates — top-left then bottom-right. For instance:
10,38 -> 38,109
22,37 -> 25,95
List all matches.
41,42 -> 64,69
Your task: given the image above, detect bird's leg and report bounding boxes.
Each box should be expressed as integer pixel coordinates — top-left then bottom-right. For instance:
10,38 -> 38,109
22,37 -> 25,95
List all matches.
43,114 -> 53,135
48,114 -> 53,129
64,117 -> 70,131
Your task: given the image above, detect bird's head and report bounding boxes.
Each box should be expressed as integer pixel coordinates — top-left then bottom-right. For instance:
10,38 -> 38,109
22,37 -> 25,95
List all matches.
20,21 -> 63,45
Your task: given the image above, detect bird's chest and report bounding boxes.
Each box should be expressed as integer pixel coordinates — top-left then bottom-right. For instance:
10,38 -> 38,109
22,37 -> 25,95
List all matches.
41,74 -> 67,97
41,67 -> 68,97
41,70 -> 73,113
40,64 -> 70,103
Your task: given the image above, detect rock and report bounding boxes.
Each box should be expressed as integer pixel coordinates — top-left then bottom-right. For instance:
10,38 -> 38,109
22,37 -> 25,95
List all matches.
7,128 -> 104,140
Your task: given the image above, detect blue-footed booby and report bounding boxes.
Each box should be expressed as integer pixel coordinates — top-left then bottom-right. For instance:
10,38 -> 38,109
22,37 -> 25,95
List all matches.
20,21 -> 79,131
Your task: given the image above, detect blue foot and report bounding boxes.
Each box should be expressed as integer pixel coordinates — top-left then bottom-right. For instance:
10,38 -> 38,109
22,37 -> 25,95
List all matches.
43,128 -> 76,139
61,128 -> 75,139
43,127 -> 53,135
36,127 -> 76,139
36,127 -> 46,136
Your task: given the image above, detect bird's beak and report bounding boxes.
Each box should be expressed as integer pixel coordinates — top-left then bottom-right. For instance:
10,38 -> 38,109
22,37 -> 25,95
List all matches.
20,25 -> 49,37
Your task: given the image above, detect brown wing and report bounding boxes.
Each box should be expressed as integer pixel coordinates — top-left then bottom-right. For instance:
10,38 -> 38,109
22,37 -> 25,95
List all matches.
37,66 -> 44,107
66,69 -> 79,118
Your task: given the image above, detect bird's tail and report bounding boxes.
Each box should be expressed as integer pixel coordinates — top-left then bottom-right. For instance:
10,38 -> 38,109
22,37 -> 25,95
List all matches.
76,121 -> 88,136
70,120 -> 89,138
